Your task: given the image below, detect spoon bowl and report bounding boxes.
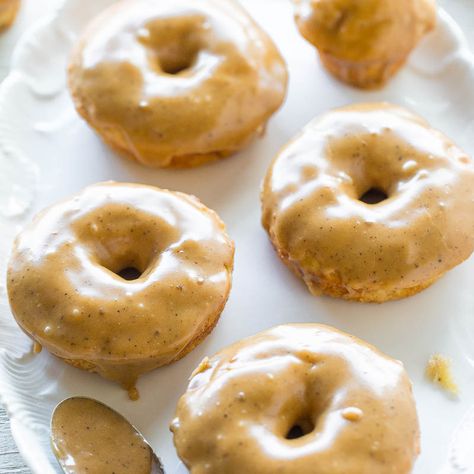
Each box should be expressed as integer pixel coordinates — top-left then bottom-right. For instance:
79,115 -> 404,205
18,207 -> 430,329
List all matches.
50,396 -> 165,474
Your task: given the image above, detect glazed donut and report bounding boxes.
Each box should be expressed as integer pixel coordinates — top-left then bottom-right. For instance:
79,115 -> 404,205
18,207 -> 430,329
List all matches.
171,324 -> 420,474
293,0 -> 436,89
262,103 -> 474,302
0,0 -> 20,31
7,182 -> 234,398
68,0 -> 288,168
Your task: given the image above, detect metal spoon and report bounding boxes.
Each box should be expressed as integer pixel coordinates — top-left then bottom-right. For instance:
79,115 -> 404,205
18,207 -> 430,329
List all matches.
51,396 -> 165,474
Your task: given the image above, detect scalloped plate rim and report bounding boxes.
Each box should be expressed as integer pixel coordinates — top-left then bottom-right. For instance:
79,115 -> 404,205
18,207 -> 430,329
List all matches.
0,2 -> 474,474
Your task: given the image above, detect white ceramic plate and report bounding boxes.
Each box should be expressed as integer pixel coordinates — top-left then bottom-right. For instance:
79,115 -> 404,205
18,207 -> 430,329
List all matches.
0,1 -> 474,473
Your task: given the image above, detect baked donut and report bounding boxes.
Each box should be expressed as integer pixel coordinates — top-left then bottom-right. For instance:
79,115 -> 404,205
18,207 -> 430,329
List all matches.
68,0 -> 288,168
0,0 -> 20,31
171,324 -> 420,474
7,182 -> 234,398
293,0 -> 436,88
261,103 -> 474,302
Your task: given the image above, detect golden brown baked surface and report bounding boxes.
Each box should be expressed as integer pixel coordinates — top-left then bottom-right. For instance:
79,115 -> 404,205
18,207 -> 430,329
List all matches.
171,324 -> 420,474
0,0 -> 20,31
293,0 -> 436,88
261,103 -> 474,302
7,182 -> 234,395
68,0 -> 288,168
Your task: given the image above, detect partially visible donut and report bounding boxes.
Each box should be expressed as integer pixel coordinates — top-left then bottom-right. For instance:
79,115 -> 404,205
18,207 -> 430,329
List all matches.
262,103 -> 474,302
0,0 -> 20,31
171,324 -> 420,474
68,0 -> 288,168
7,182 -> 234,398
292,0 -> 436,89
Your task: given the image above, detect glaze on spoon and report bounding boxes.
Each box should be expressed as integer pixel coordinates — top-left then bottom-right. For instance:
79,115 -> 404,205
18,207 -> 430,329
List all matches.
51,397 -> 164,474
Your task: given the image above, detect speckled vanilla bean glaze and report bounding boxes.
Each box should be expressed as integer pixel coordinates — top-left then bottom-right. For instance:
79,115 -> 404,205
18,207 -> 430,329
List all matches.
68,0 -> 288,168
7,182 -> 234,398
51,398 -> 153,474
293,0 -> 436,88
261,103 -> 474,302
171,324 -> 420,474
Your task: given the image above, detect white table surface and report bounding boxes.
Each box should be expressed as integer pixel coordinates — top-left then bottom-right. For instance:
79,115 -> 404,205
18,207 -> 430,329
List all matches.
0,0 -> 473,472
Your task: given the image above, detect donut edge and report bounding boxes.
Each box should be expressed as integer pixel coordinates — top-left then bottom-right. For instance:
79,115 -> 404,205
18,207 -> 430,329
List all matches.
0,0 -> 20,31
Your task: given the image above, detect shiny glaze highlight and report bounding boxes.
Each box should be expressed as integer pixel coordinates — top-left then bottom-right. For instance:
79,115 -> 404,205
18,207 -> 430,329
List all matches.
261,103 -> 474,301
68,0 -> 288,167
171,324 -> 419,474
7,182 -> 234,395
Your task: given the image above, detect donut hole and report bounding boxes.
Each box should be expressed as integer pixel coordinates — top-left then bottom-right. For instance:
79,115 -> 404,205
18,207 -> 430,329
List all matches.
141,16 -> 207,76
91,236 -> 158,282
117,267 -> 143,281
100,250 -> 155,282
158,47 -> 200,75
74,208 -> 180,283
285,418 -> 315,440
359,187 -> 388,204
79,238 -> 158,283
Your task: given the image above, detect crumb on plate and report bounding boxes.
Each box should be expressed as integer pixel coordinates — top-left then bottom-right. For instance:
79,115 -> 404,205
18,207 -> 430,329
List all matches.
426,353 -> 458,395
